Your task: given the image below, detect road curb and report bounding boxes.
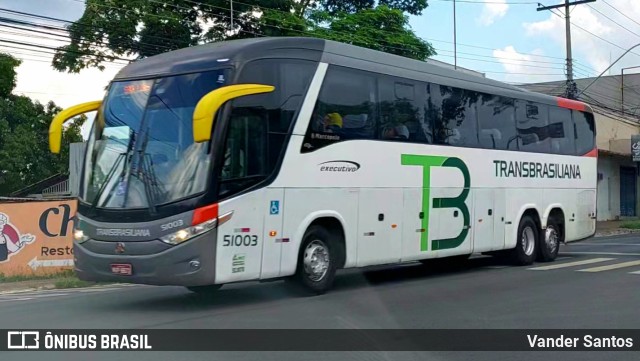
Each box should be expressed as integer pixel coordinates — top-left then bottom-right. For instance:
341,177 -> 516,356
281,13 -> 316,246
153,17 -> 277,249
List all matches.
0,279 -> 60,294
593,229 -> 640,238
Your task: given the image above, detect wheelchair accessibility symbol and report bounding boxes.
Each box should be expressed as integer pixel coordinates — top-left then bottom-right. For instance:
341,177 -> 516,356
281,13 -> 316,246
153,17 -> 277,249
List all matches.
270,201 -> 279,215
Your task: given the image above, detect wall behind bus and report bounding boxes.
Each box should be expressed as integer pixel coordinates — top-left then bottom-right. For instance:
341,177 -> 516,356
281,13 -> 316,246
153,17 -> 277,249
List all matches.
0,198 -> 75,277
597,155 -> 640,221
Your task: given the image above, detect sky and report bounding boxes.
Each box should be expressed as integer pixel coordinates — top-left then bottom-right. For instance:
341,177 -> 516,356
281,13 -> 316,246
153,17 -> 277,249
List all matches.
2,0 -> 640,126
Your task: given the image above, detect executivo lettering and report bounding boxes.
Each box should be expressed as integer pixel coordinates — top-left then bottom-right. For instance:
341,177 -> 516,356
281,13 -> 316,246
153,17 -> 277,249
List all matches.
494,160 -> 581,179
96,228 -> 151,237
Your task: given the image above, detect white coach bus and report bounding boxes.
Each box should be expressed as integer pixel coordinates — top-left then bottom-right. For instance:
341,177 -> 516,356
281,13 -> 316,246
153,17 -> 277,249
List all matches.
49,37 -> 597,295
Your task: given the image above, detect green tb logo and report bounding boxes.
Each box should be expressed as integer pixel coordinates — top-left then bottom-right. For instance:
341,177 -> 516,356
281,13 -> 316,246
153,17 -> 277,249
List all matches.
401,154 -> 470,252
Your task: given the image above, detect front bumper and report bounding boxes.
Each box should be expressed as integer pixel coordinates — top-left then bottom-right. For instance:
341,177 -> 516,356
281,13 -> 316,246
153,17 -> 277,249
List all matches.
74,230 -> 218,287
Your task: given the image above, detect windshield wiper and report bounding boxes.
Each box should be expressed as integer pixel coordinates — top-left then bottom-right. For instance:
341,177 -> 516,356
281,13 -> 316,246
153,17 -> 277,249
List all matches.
129,129 -> 165,214
91,152 -> 126,210
91,126 -> 136,211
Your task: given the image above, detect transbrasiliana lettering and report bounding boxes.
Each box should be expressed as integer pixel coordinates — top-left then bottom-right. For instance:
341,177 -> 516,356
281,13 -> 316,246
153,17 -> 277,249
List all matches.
96,228 -> 151,237
493,160 -> 581,179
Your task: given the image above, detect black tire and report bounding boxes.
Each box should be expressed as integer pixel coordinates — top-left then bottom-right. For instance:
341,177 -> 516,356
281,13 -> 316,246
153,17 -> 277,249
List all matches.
537,219 -> 561,262
186,284 -> 222,296
510,215 -> 538,266
292,225 -> 339,295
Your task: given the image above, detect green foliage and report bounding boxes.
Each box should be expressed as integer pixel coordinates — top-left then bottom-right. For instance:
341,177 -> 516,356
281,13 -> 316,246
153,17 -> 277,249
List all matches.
0,54 -> 21,98
620,221 -> 640,230
0,53 -> 84,196
310,5 -> 434,60
53,0 -> 435,72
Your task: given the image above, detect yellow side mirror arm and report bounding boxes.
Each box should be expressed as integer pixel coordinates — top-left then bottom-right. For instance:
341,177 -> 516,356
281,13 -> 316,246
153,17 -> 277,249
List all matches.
193,84 -> 275,143
49,101 -> 102,154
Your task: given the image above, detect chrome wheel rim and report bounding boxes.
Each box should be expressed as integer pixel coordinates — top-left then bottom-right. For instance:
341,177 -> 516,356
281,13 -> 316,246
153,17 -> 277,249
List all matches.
303,240 -> 330,282
521,226 -> 535,256
545,226 -> 559,255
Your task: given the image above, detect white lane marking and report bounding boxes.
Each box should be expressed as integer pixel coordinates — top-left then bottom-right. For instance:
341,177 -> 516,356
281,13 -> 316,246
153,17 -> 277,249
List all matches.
0,293 -> 69,301
560,251 -> 640,256
528,258 -> 614,271
27,293 -> 68,298
0,297 -> 33,302
566,243 -> 640,246
577,260 -> 640,273
629,270 -> 640,274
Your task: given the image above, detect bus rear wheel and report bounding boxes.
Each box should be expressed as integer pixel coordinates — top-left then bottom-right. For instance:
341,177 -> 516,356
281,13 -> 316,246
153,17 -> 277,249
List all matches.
510,215 -> 538,266
292,225 -> 338,295
537,220 -> 561,262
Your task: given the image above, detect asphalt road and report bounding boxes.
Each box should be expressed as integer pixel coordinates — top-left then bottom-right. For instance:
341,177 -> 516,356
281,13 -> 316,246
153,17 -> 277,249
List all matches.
2,233 -> 640,361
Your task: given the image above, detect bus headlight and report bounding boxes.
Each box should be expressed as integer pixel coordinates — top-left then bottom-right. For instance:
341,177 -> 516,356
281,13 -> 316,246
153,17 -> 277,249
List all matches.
160,219 -> 217,245
73,228 -> 89,243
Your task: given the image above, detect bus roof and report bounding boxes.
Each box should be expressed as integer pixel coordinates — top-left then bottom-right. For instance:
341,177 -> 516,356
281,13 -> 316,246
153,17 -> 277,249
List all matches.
114,37 -> 592,113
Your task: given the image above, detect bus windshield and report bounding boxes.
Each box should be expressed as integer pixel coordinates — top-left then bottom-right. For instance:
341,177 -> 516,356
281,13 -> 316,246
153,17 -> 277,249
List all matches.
82,69 -> 230,209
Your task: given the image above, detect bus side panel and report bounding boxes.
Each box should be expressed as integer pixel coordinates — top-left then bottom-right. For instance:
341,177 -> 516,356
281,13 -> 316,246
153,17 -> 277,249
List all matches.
356,188 -> 403,267
401,187 -> 439,262
280,188 -> 358,277
260,187 -> 285,279
576,189 -> 597,240
543,189 -> 575,239
215,191 -> 265,284
472,188 -> 496,253
429,166 -> 473,258
504,189 -> 543,250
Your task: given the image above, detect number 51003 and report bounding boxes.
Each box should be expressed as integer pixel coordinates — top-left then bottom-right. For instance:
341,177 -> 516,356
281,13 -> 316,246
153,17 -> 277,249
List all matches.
223,234 -> 258,247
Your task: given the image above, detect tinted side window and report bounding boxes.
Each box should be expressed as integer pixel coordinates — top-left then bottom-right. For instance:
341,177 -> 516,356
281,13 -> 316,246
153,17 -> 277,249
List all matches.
430,84 -> 479,147
477,95 -> 517,150
303,66 -> 377,152
548,106 -> 575,155
573,110 -> 596,155
378,76 -> 425,142
218,59 -> 316,198
516,101 -> 550,153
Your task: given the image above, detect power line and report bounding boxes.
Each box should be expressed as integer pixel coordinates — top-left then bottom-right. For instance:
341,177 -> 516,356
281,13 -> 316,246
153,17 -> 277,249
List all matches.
4,1 -> 570,80
433,0 -> 538,3
586,4 -> 640,39
0,7 -> 184,54
0,44 -> 125,69
0,37 -> 131,62
601,0 -> 640,29
55,0 -> 576,76
71,0 -> 566,72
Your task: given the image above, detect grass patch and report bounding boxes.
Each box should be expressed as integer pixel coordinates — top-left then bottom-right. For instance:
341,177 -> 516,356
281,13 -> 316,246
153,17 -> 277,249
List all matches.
0,270 -> 75,283
53,277 -> 99,289
620,221 -> 640,229
0,271 -> 113,290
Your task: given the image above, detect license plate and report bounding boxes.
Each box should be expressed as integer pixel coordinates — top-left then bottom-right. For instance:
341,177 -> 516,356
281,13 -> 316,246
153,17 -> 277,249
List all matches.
111,263 -> 132,276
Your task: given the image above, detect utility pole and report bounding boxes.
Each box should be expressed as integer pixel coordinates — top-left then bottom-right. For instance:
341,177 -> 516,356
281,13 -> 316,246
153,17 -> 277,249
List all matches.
537,0 -> 596,99
230,0 -> 234,31
453,0 -> 457,70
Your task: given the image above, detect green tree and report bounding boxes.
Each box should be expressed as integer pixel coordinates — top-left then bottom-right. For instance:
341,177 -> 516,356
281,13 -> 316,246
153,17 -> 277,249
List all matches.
310,5 -> 434,60
0,54 -> 20,98
53,0 -> 435,72
0,54 -> 84,196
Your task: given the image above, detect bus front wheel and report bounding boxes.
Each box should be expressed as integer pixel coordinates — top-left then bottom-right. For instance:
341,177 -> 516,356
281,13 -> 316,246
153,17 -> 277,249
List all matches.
510,215 -> 538,266
292,225 -> 338,295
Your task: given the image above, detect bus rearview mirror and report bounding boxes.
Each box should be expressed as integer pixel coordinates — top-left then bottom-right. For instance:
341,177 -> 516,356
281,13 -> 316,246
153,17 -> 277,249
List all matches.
192,84 -> 275,143
49,100 -> 102,154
